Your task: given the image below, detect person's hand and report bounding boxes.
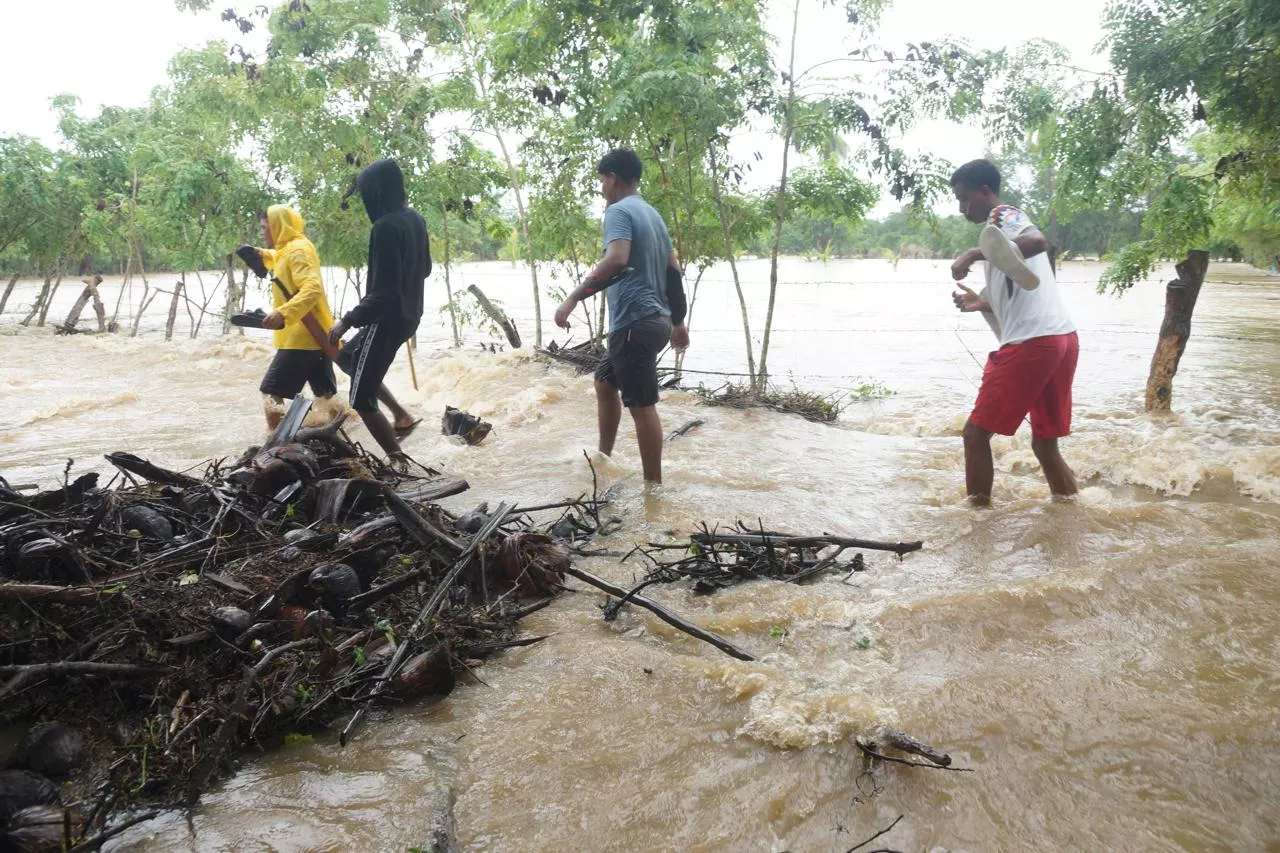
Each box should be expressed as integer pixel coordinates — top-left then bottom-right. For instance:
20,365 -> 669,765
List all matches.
261,311 -> 285,330
554,297 -> 577,330
670,324 -> 690,353
952,283 -> 989,313
951,248 -> 981,281
328,320 -> 348,346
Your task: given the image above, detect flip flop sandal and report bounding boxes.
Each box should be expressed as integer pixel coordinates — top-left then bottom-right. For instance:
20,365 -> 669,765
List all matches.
979,223 -> 1040,291
394,418 -> 422,440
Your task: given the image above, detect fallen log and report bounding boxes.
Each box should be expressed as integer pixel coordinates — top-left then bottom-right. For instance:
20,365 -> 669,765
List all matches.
382,485 -> 465,553
466,284 -> 521,349
104,453 -> 201,488
563,566 -> 756,662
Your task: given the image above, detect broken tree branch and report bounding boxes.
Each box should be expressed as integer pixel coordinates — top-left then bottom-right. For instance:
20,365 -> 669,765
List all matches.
564,566 -> 756,661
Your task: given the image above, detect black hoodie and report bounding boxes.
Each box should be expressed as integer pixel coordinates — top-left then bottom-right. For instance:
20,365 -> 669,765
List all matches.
341,159 -> 431,330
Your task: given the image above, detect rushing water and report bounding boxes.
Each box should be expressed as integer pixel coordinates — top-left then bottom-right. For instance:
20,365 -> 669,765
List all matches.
2,259 -> 1278,852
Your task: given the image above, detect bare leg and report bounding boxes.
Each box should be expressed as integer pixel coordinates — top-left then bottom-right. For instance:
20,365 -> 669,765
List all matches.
595,378 -> 622,457
630,404 -> 664,484
357,407 -> 404,461
1032,437 -> 1078,497
377,384 -> 416,430
264,395 -> 285,431
963,419 -> 994,506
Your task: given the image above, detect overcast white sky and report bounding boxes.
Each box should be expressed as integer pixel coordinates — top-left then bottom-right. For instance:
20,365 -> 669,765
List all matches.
1,0 -> 1111,215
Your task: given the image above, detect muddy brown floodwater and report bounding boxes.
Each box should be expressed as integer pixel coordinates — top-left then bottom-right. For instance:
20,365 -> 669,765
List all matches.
2,259 -> 1278,851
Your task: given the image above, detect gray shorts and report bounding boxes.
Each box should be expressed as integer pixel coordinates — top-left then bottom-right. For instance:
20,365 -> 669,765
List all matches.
594,313 -> 671,408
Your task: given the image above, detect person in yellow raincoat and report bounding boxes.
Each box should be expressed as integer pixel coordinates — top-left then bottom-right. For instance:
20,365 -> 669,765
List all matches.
254,205 -> 339,430
253,205 -> 421,436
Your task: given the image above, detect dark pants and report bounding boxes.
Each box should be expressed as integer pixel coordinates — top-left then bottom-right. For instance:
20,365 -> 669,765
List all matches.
336,320 -> 417,411
594,313 -> 671,408
260,349 -> 337,398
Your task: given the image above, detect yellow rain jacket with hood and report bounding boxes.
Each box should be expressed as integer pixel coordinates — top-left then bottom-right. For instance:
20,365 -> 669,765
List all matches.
261,205 -> 335,351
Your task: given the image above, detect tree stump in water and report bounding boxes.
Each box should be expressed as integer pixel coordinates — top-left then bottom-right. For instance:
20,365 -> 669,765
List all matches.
60,275 -> 106,333
1145,251 -> 1209,412
165,280 -> 184,341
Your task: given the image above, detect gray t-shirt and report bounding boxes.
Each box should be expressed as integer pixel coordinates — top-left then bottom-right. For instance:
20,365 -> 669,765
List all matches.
602,194 -> 673,333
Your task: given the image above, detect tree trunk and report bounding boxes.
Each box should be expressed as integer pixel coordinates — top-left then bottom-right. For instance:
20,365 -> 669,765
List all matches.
165,279 -> 184,341
21,271 -> 53,327
470,56 -> 542,348
0,270 -> 19,315
708,146 -> 756,383
111,252 -> 132,330
466,284 -> 521,349
1145,250 -> 1209,412
36,268 -> 64,327
496,136 -> 541,347
61,275 -> 105,332
222,253 -> 239,335
758,0 -> 801,393
442,208 -> 461,347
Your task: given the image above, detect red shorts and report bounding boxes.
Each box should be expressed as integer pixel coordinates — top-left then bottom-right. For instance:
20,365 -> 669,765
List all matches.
970,332 -> 1078,439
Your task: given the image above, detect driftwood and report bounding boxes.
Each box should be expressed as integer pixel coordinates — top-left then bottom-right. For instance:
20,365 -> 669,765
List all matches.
564,565 -> 756,661
467,284 -> 521,349
1146,250 -> 1210,412
666,419 -> 705,442
631,522 -> 920,595
691,531 -> 923,558
539,339 -> 604,375
103,453 -> 202,488
0,584 -> 105,605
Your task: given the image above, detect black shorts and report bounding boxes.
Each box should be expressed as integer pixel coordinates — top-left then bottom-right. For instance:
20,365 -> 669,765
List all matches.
336,321 -> 417,411
594,313 -> 671,408
260,349 -> 337,399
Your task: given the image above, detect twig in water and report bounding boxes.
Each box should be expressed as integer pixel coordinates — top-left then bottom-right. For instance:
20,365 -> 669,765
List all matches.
582,450 -> 602,529
67,811 -> 162,853
845,814 -> 904,853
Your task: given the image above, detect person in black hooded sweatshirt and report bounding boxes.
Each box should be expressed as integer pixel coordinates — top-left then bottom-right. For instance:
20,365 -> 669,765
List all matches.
329,159 -> 431,463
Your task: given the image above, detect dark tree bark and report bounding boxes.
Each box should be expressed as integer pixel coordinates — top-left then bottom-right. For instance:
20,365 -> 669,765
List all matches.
1145,250 -> 1210,412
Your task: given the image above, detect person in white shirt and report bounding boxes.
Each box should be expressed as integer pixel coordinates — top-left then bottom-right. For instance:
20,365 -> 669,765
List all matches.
949,159 -> 1079,505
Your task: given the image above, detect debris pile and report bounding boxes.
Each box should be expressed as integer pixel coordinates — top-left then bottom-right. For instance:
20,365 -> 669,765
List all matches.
631,522 -> 924,594
0,398 -> 588,848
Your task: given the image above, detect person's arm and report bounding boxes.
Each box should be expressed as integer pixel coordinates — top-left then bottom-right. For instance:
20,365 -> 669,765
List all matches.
570,239 -> 630,302
953,204 -> 1050,280
333,222 -> 401,341
555,205 -> 632,329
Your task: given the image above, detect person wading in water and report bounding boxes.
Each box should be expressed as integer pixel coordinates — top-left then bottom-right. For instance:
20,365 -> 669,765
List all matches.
327,159 -> 430,466
949,158 -> 1080,505
252,205 -> 340,431
554,148 -> 689,484
244,205 -> 420,440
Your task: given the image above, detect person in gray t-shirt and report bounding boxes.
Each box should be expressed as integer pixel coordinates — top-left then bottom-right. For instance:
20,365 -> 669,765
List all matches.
554,149 -> 689,484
